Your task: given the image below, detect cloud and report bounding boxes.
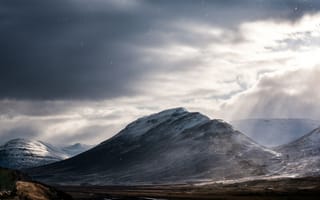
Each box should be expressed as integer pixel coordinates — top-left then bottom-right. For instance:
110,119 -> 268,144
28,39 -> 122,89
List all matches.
0,100 -> 146,145
0,0 -> 150,100
1,0 -> 320,100
1,0 -> 320,145
223,67 -> 320,120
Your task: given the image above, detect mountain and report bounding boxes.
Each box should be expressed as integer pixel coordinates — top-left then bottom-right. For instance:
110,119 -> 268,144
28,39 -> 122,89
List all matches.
0,139 -> 68,169
276,128 -> 320,159
0,139 -> 92,170
62,143 -> 94,157
231,119 -> 320,147
274,128 -> 320,176
27,108 -> 282,185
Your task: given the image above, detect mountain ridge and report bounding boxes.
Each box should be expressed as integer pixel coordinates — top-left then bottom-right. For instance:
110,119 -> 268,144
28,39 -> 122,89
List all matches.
27,108 -> 283,185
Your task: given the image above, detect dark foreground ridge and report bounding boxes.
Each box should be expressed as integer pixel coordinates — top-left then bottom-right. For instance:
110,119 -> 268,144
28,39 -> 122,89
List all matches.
0,167 -> 72,200
56,176 -> 320,200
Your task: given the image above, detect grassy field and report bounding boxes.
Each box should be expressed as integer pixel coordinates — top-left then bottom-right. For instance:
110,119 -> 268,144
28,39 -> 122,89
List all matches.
56,177 -> 320,200
3,167 -> 320,200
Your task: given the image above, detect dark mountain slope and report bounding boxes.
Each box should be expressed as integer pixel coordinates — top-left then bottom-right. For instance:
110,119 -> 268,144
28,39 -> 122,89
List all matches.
27,108 -> 282,185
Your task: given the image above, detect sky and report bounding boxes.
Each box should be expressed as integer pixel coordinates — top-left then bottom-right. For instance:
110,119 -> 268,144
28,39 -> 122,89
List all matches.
1,0 -> 320,145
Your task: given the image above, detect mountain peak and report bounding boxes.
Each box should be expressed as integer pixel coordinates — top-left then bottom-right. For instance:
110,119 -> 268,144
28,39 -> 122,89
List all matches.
2,138 -> 47,150
135,107 -> 189,123
112,107 -> 194,139
62,143 -> 93,157
156,107 -> 188,115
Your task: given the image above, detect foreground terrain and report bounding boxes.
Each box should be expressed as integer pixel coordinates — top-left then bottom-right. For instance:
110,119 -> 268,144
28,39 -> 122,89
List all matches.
0,167 -> 72,200
3,167 -> 320,200
57,176 -> 320,200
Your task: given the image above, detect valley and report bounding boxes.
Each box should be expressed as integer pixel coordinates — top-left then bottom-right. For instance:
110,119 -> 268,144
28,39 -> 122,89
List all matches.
56,176 -> 320,200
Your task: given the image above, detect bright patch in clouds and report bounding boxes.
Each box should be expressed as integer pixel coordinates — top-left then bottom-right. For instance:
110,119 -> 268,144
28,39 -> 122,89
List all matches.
224,67 -> 320,120
132,13 -> 320,119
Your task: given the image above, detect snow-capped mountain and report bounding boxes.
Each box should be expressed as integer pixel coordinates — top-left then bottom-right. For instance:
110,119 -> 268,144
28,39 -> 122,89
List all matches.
0,139 -> 92,169
0,139 -> 68,169
274,128 -> 320,176
231,119 -> 320,147
27,108 -> 282,185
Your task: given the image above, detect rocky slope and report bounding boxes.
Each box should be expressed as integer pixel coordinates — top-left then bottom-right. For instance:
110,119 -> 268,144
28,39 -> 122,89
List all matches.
27,108 -> 282,185
275,128 -> 320,176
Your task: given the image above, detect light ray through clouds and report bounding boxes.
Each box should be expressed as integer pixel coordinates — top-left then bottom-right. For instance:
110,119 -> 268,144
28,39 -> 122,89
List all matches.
0,0 -> 320,145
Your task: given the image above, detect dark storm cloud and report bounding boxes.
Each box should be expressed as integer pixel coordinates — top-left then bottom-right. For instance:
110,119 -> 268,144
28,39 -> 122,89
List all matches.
0,0 -> 148,100
1,0 -> 320,100
0,100 -> 78,117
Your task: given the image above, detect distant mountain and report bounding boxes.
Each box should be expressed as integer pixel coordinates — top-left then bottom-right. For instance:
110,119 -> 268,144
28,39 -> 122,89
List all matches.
62,143 -> 94,157
275,128 -> 320,176
0,139 -> 68,169
27,108 -> 282,185
276,128 -> 320,158
0,139 -> 92,169
231,119 -> 320,147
